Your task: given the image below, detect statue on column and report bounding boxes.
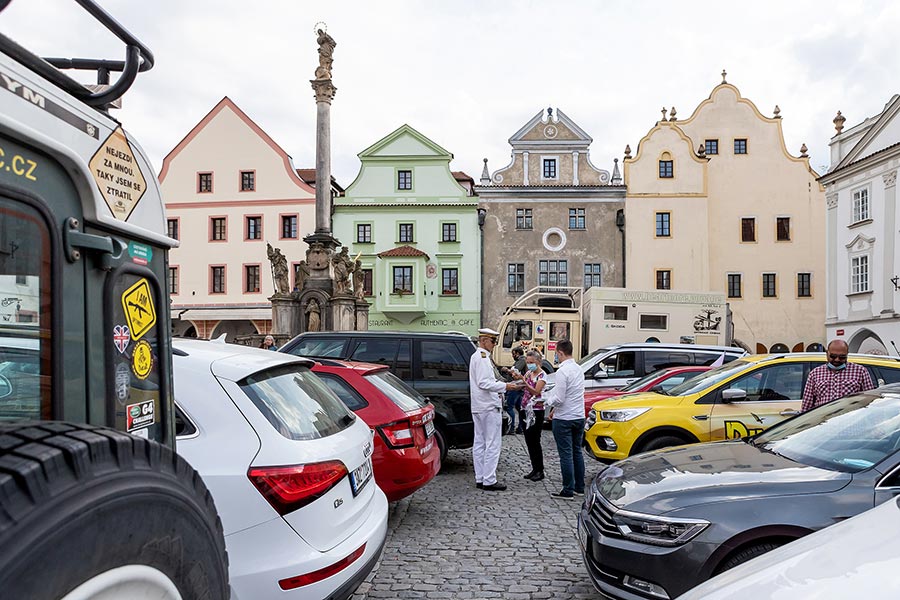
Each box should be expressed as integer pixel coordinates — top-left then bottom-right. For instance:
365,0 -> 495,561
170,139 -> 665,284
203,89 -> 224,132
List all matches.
266,242 -> 290,296
332,246 -> 353,295
315,28 -> 336,80
294,260 -> 309,293
305,298 -> 321,332
352,256 -> 366,301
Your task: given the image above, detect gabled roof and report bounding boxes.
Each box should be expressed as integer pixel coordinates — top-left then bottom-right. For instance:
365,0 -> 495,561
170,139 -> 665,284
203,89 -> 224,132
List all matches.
377,245 -> 430,259
158,96 -> 315,193
295,168 -> 346,194
508,108 -> 593,146
832,94 -> 900,172
357,124 -> 453,160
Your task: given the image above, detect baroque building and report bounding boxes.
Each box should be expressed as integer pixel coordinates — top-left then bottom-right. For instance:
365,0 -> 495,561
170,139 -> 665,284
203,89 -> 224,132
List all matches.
624,75 -> 825,352
475,108 -> 626,331
820,95 -> 900,353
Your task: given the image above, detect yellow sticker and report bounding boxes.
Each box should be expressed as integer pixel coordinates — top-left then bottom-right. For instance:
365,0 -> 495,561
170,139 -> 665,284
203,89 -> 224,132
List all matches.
132,339 -> 153,380
121,278 -> 156,341
89,127 -> 147,221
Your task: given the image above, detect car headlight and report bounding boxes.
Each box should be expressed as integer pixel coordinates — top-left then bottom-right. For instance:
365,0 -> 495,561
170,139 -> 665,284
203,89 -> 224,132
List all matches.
600,407 -> 650,422
613,509 -> 709,547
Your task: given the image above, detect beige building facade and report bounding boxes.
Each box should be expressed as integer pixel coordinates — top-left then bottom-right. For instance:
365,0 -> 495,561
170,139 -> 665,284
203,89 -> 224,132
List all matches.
160,97 -> 317,340
625,79 -> 826,352
475,108 -> 626,331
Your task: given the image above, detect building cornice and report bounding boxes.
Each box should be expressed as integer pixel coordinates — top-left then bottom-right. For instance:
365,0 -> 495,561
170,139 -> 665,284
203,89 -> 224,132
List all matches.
818,143 -> 900,184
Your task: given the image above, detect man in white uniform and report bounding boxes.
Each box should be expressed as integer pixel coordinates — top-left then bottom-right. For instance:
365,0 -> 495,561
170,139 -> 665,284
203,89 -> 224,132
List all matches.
469,328 -> 519,491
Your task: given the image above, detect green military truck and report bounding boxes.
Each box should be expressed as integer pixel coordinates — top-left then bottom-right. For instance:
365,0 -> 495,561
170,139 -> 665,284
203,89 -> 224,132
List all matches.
0,2 -> 228,598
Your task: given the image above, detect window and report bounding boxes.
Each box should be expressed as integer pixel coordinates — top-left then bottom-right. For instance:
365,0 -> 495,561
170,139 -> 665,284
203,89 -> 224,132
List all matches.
168,267 -> 178,295
762,273 -> 777,297
599,351 -> 637,378
797,273 -> 812,297
167,218 -> 179,240
720,363 -> 806,405
508,263 -> 525,293
584,264 -> 602,289
245,265 -> 260,293
240,170 -> 255,191
398,223 -> 414,243
393,266 -> 413,293
569,208 -> 585,230
851,255 -> 869,293
655,269 -> 671,290
442,268 -> 458,294
210,217 -> 226,241
659,160 -> 673,178
550,322 -> 570,341
281,215 -> 297,239
442,222 -> 457,242
640,314 -> 668,330
198,172 -> 212,193
516,208 -> 533,230
727,274 -> 742,298
776,217 -> 791,241
210,266 -> 225,294
543,158 -> 557,179
538,260 -> 568,289
397,169 -> 412,190
734,139 -> 747,154
316,373 -> 369,411
852,187 -> 870,222
604,305 -> 628,321
357,223 -> 372,243
741,217 -> 756,242
362,269 -> 373,296
246,216 -> 262,240
502,320 -> 533,349
656,212 -> 671,237
644,351 -> 693,373
705,139 -> 718,155
420,341 -> 468,381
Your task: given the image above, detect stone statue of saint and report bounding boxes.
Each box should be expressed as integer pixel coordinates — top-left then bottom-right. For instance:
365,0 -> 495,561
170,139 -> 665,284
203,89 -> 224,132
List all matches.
294,260 -> 309,292
315,28 -> 336,80
352,257 -> 366,301
305,298 -> 321,332
266,242 -> 290,295
332,246 -> 353,295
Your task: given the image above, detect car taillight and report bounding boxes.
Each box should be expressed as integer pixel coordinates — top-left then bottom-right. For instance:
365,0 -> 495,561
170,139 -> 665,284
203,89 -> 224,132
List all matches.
378,419 -> 415,449
279,543 -> 366,590
247,461 -> 348,515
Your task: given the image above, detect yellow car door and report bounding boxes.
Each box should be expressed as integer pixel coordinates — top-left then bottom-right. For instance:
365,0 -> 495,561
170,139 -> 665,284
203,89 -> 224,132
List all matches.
707,362 -> 808,440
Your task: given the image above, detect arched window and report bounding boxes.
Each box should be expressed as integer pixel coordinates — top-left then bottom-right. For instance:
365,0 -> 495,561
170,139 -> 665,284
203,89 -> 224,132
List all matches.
658,151 -> 673,178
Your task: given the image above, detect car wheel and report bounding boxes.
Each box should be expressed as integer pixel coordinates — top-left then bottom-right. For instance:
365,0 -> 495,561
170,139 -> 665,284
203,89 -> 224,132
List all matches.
716,542 -> 782,574
0,421 -> 229,600
434,427 -> 448,465
638,434 -> 687,454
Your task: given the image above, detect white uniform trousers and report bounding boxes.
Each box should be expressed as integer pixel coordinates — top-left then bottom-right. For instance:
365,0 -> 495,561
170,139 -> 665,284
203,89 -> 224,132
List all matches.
472,409 -> 502,485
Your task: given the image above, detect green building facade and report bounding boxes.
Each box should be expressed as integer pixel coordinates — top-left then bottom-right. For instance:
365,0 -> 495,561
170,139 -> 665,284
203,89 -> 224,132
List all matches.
335,125 -> 482,335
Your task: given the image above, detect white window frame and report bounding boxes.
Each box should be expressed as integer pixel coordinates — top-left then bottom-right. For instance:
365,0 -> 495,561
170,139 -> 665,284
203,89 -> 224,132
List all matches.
850,254 -> 870,294
852,186 -> 870,223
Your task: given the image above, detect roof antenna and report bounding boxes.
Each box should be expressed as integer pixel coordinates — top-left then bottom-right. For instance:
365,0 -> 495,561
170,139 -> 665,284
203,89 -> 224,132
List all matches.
891,340 -> 899,357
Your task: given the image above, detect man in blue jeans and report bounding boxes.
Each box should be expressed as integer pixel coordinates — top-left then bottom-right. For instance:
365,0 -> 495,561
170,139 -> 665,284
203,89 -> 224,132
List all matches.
543,339 -> 585,499
502,346 -> 525,434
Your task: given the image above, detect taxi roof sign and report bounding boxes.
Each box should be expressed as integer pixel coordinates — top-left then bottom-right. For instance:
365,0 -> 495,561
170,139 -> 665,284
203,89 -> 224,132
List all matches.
121,278 -> 156,341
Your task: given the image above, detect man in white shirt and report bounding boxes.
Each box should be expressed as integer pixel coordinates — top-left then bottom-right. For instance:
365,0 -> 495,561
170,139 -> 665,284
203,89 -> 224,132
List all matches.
469,328 -> 521,491
542,339 -> 585,499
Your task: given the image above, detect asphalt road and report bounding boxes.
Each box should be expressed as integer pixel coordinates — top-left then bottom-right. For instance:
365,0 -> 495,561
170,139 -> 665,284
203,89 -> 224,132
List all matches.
352,431 -> 605,599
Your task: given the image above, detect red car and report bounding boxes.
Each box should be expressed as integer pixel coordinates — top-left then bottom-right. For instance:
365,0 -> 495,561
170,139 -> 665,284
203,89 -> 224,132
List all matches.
582,365 -> 711,417
311,359 -> 440,502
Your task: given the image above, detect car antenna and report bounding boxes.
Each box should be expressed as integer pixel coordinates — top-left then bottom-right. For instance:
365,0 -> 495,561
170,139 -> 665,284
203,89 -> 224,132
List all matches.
891,340 -> 900,358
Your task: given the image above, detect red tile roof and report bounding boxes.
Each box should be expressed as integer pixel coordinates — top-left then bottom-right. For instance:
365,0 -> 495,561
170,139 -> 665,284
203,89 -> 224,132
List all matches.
377,245 -> 430,259
295,168 -> 346,193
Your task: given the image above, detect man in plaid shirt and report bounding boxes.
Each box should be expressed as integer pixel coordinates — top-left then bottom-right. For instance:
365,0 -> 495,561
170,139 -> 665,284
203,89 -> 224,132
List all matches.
801,339 -> 875,412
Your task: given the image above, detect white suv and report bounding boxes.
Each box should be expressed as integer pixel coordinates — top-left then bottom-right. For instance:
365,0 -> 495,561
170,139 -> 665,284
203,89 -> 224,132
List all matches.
172,339 -> 388,600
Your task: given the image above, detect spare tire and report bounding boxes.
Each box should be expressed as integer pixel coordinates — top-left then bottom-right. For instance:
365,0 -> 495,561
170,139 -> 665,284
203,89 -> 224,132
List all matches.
0,421 -> 228,600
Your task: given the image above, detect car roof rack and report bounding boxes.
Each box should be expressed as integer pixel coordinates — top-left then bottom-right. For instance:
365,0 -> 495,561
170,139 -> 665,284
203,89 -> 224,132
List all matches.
0,0 -> 154,109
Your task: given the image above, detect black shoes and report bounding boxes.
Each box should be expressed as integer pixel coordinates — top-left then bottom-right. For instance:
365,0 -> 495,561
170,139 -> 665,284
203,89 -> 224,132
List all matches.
524,470 -> 536,479
551,489 -> 575,500
482,482 -> 507,491
529,471 -> 545,481
476,482 -> 483,489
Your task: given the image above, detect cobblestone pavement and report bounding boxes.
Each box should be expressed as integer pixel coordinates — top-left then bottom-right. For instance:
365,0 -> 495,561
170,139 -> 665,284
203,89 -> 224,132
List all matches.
352,431 -> 607,599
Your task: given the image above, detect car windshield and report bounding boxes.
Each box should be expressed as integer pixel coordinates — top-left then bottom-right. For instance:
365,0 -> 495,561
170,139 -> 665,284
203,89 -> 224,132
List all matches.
577,346 -> 615,367
365,370 -> 428,412
239,364 -> 355,441
752,391 -> 900,473
666,359 -> 753,396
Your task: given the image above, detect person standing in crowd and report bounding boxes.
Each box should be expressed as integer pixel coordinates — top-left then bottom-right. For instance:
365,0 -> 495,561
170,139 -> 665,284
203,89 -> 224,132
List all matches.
542,339 -> 585,499
516,350 -> 547,481
502,346 -> 525,435
801,339 -> 875,412
470,328 -> 521,491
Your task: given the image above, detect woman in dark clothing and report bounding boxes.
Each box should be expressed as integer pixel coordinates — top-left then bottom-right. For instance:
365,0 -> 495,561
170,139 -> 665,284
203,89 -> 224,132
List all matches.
515,350 -> 547,481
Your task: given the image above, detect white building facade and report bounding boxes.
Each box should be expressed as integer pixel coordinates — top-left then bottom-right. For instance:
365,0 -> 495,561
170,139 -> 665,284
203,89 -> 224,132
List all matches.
821,95 -> 900,354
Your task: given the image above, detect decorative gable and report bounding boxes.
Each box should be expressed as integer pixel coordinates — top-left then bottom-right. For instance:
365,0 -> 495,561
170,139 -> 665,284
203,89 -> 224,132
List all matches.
846,233 -> 876,252
357,124 -> 452,160
833,95 -> 900,171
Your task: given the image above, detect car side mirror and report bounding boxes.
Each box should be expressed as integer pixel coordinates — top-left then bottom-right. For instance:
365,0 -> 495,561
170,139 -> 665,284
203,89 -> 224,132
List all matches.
593,371 -> 608,380
721,389 -> 747,403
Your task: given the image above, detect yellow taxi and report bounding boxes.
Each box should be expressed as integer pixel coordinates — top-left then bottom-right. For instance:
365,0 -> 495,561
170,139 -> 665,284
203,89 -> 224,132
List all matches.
584,353 -> 900,462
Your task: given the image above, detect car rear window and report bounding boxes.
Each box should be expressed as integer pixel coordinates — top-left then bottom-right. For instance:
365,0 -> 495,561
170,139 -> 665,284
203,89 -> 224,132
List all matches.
365,370 -> 428,412
285,338 -> 348,358
316,372 -> 369,411
239,365 -> 355,440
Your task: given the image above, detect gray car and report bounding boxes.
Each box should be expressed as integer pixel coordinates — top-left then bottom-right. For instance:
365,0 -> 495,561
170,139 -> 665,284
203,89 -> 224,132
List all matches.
577,384 -> 900,600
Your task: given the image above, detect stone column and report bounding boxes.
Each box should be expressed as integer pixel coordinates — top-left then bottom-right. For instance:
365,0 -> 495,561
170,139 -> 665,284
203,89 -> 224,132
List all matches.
311,78 -> 336,235
883,170 -> 898,313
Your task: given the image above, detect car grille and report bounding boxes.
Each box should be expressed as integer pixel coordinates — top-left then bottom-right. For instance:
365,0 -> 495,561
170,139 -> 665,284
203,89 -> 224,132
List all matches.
589,496 -> 621,538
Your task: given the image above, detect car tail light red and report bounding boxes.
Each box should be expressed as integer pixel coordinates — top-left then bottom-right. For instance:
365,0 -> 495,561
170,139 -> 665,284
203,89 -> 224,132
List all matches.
247,461 -> 348,515
278,543 -> 367,590
377,419 -> 415,449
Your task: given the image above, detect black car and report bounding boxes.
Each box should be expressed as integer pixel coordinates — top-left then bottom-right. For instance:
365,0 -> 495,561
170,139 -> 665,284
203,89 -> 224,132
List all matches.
280,331 -> 480,462
578,384 -> 900,600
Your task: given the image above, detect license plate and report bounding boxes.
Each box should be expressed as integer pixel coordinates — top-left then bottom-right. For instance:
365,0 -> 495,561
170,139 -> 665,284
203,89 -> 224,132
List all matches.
425,420 -> 435,437
578,518 -> 589,551
349,457 -> 373,496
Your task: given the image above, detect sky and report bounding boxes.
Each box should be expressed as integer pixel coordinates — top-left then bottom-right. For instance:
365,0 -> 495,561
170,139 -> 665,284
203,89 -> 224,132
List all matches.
2,0 -> 899,186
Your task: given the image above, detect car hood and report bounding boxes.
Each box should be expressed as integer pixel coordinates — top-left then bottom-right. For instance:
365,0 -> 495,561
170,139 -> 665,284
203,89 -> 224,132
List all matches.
597,441 -> 851,515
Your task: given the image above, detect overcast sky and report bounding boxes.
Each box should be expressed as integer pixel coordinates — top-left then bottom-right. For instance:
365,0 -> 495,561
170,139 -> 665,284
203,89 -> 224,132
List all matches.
3,1 -> 899,185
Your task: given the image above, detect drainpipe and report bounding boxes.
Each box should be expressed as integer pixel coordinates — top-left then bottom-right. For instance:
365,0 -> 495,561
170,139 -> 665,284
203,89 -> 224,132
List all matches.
616,208 -> 625,287
477,207 -> 487,327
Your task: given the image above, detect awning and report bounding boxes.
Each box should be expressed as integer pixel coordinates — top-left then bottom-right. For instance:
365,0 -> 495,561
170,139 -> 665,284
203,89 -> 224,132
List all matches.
175,308 -> 273,321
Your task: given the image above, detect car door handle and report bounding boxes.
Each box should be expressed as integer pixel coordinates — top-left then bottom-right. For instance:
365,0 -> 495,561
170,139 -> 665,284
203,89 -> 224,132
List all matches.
780,409 -> 799,417
692,415 -> 709,421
